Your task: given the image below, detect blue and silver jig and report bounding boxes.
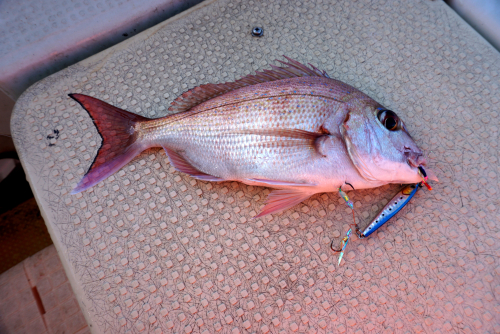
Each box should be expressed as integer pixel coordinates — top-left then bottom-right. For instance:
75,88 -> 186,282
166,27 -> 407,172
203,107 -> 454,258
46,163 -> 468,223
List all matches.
332,182 -> 423,265
357,183 -> 420,238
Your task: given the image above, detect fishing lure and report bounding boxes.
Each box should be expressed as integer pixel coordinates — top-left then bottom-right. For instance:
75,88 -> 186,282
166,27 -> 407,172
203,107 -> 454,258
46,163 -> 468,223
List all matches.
336,229 -> 352,265
357,183 -> 420,238
332,182 -> 424,264
331,187 -> 356,264
338,188 -> 354,209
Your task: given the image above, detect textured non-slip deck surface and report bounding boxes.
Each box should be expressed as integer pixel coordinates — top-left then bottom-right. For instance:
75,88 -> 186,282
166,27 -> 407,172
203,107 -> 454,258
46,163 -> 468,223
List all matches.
11,0 -> 500,333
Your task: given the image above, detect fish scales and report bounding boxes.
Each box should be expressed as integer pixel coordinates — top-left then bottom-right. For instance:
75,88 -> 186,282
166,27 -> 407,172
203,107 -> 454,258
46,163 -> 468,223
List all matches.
139,78 -> 348,181
69,58 -> 436,217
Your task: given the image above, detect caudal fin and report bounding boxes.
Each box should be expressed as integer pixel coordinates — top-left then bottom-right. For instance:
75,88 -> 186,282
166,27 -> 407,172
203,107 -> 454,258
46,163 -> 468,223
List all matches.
69,94 -> 149,194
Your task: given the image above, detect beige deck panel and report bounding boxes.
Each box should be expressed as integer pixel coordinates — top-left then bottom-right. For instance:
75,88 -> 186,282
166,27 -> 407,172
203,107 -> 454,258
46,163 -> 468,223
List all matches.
11,0 -> 500,333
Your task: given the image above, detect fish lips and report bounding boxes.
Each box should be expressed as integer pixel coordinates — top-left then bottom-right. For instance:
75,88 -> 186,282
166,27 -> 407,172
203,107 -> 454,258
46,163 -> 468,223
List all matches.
403,149 -> 439,182
404,148 -> 426,168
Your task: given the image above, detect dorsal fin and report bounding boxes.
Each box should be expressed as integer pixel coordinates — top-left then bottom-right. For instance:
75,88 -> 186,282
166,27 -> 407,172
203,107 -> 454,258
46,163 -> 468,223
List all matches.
168,56 -> 330,113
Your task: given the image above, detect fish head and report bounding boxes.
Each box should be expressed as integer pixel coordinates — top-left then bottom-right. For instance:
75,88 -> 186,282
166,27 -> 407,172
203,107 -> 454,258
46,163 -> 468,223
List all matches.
341,102 -> 437,184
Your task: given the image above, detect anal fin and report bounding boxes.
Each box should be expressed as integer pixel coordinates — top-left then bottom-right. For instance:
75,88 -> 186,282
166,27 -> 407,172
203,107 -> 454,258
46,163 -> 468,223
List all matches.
163,147 -> 225,182
255,189 -> 314,218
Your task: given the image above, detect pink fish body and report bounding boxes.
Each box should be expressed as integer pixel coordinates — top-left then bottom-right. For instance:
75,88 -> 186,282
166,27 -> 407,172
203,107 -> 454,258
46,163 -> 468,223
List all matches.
70,57 -> 436,217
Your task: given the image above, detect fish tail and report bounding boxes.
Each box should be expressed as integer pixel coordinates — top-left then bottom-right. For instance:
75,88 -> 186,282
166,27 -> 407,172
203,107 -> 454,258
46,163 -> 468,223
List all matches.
68,94 -> 150,194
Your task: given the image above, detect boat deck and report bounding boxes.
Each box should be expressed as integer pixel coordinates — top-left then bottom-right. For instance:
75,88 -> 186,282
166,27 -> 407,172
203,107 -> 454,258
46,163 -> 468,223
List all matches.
11,0 -> 500,332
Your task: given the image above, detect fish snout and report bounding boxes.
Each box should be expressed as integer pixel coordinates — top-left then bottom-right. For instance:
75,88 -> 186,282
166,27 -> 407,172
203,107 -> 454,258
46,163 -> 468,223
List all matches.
404,147 -> 425,167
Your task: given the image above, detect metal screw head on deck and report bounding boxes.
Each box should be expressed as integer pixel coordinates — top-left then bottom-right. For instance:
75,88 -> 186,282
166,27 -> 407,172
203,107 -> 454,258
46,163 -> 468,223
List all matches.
251,27 -> 263,37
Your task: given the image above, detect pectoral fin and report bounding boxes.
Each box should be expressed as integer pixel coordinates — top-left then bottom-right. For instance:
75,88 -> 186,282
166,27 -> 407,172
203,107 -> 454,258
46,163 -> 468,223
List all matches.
231,128 -> 334,157
163,147 -> 225,182
254,189 -> 314,218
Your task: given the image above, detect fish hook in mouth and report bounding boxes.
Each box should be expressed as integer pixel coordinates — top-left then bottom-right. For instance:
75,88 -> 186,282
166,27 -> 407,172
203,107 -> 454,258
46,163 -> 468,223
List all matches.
417,165 -> 433,190
403,148 -> 433,190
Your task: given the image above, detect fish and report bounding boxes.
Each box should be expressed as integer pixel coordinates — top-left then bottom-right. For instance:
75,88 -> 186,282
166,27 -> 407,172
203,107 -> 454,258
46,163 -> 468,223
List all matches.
69,57 -> 437,217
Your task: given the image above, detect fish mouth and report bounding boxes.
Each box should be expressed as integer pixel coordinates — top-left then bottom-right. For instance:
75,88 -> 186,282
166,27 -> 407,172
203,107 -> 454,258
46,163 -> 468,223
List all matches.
403,147 -> 439,183
403,146 -> 426,168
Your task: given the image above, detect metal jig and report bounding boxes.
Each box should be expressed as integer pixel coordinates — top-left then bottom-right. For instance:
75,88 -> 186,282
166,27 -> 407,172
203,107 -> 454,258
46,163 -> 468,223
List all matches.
357,183 -> 420,238
331,181 -> 424,264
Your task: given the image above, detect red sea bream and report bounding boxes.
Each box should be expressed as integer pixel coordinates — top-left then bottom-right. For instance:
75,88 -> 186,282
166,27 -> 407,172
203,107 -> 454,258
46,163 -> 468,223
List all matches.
69,57 -> 437,217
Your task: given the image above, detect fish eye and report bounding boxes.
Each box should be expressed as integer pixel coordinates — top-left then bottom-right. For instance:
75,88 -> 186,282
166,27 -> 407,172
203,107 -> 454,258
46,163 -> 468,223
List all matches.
377,109 -> 400,131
